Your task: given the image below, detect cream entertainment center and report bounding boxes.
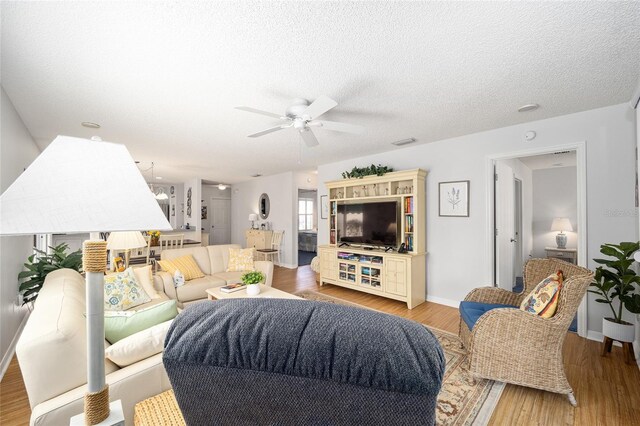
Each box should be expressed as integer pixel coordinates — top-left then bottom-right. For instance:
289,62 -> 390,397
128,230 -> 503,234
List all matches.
319,169 -> 427,309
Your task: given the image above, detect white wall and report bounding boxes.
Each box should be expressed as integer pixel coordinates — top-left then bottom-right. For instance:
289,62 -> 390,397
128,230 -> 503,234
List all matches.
231,172 -> 296,267
532,167 -> 578,258
183,178 -> 202,241
318,103 -> 638,336
0,87 -> 41,377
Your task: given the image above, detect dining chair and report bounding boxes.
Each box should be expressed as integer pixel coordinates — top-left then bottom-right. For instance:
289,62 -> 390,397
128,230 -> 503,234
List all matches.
256,230 -> 284,266
159,234 -> 184,252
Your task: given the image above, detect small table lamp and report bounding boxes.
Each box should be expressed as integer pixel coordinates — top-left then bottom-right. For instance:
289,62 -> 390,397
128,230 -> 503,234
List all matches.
551,217 -> 573,249
249,213 -> 258,229
0,136 -> 171,425
106,231 -> 148,269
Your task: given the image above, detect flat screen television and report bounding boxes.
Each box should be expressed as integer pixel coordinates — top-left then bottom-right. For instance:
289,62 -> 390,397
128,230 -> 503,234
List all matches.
336,201 -> 399,247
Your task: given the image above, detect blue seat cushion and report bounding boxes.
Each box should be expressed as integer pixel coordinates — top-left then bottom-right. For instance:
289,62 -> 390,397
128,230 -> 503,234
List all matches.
459,301 -> 517,330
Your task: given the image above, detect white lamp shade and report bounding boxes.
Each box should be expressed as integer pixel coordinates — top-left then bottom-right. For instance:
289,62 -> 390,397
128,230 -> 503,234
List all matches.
0,136 -> 172,235
551,217 -> 573,232
106,231 -> 148,250
249,213 -> 258,221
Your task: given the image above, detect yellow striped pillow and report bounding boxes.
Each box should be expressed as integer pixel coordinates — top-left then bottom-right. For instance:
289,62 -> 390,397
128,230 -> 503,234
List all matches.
157,255 -> 205,281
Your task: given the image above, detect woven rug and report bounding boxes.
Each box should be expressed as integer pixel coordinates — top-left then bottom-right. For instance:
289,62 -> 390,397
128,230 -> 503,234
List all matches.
295,290 -> 505,426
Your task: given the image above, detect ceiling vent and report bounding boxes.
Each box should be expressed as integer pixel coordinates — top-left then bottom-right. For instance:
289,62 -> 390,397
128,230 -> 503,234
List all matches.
392,138 -> 417,146
553,150 -> 572,155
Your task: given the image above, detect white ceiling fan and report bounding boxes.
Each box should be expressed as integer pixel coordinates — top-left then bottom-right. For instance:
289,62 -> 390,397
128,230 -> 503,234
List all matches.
235,96 -> 364,147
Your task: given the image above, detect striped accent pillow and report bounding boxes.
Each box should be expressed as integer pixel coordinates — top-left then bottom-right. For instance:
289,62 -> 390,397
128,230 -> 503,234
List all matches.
158,255 -> 205,281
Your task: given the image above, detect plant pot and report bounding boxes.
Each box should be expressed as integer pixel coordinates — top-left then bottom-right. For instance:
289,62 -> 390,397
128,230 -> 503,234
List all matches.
150,236 -> 159,246
602,318 -> 635,342
246,283 -> 261,296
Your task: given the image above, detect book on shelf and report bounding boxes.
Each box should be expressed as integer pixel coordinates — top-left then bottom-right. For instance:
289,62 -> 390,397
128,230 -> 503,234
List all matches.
404,196 -> 413,214
220,283 -> 247,293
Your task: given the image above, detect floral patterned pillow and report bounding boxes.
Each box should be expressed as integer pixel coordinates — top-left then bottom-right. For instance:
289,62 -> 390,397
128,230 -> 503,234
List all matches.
519,270 -> 564,318
104,268 -> 151,311
227,248 -> 255,272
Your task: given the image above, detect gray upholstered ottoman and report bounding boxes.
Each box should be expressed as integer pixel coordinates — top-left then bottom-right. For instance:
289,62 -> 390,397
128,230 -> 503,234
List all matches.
163,299 -> 445,425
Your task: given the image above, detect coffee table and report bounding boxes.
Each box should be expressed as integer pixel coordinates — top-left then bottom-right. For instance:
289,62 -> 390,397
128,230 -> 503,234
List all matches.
206,284 -> 302,301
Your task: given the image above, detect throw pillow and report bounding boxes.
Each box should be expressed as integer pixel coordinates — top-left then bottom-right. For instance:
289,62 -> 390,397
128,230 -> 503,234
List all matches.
173,269 -> 185,287
104,268 -> 152,311
132,265 -> 161,299
520,270 -> 564,318
105,319 -> 173,367
157,255 -> 205,281
227,248 -> 255,272
104,300 -> 178,343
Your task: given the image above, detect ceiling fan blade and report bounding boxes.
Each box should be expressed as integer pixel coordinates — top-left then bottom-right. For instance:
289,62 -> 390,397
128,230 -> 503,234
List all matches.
302,95 -> 338,120
248,125 -> 287,138
300,129 -> 320,147
313,120 -> 364,134
235,106 -> 283,119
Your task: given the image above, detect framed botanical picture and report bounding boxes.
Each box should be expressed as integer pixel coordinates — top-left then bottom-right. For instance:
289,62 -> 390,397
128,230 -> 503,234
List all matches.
320,195 -> 329,219
439,180 -> 469,217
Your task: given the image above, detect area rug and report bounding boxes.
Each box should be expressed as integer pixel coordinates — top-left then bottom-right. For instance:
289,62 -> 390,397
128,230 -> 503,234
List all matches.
295,290 -> 505,426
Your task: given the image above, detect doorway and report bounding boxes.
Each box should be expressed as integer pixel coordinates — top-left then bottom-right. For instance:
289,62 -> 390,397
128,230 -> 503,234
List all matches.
489,143 -> 586,336
297,189 -> 317,266
210,197 -> 231,245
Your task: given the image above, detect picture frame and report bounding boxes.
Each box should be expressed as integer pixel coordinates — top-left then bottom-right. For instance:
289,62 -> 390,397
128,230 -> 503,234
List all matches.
113,256 -> 125,273
439,180 -> 469,217
320,195 -> 329,219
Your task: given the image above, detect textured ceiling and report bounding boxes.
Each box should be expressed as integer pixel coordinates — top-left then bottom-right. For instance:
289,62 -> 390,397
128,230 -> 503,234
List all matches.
2,1 -> 639,183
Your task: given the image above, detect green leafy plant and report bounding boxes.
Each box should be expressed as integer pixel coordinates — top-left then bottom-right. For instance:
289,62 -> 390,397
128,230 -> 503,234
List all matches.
18,243 -> 83,305
588,241 -> 640,324
342,164 -> 393,179
241,271 -> 265,285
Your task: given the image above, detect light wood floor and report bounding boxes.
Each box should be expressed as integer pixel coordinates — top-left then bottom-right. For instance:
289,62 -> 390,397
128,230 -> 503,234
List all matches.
1,265 -> 639,425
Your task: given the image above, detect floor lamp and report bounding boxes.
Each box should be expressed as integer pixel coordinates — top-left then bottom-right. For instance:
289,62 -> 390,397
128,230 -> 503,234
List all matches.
0,136 -> 171,425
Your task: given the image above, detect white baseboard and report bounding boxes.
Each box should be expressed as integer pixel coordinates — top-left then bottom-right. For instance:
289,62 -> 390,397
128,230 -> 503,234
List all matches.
276,263 -> 298,269
0,310 -> 30,381
586,330 -> 603,343
426,295 -> 459,308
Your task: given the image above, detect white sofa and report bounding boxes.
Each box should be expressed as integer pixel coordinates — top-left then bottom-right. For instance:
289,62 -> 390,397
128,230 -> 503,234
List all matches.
153,244 -> 274,306
16,269 -> 172,425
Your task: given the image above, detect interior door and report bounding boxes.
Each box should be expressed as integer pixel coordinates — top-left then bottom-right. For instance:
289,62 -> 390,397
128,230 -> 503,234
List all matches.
211,198 -> 231,244
495,161 -> 515,290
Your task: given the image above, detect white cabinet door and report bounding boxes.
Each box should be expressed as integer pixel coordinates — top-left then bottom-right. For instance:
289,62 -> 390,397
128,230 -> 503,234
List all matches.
385,258 -> 407,296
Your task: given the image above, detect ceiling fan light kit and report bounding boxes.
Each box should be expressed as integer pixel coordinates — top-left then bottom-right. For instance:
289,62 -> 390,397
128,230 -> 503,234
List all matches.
236,96 -> 364,147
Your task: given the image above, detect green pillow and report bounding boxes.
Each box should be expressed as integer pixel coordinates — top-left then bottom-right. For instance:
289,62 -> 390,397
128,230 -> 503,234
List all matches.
104,300 -> 178,343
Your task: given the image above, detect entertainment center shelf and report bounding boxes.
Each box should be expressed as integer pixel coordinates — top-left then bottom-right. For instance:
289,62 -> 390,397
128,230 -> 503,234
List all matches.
321,169 -> 427,309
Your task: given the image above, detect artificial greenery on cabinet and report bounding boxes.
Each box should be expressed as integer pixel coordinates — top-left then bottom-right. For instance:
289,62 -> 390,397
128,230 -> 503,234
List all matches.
342,164 -> 393,179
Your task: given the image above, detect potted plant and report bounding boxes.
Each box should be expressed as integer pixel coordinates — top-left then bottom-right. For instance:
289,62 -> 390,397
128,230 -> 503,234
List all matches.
242,271 -> 265,296
589,241 -> 640,343
18,243 -> 83,305
148,230 -> 161,246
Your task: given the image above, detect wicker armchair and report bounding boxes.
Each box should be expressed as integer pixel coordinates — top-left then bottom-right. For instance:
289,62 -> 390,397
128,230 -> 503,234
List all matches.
459,259 -> 593,406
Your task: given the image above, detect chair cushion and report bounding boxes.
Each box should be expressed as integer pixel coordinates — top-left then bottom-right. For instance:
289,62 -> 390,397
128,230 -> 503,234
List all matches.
520,270 -> 564,318
175,276 -> 226,302
105,319 -> 174,367
212,271 -> 244,284
226,248 -> 255,272
104,300 -> 178,344
104,268 -> 151,311
459,301 -> 516,330
158,255 -> 205,281
132,265 -> 162,299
